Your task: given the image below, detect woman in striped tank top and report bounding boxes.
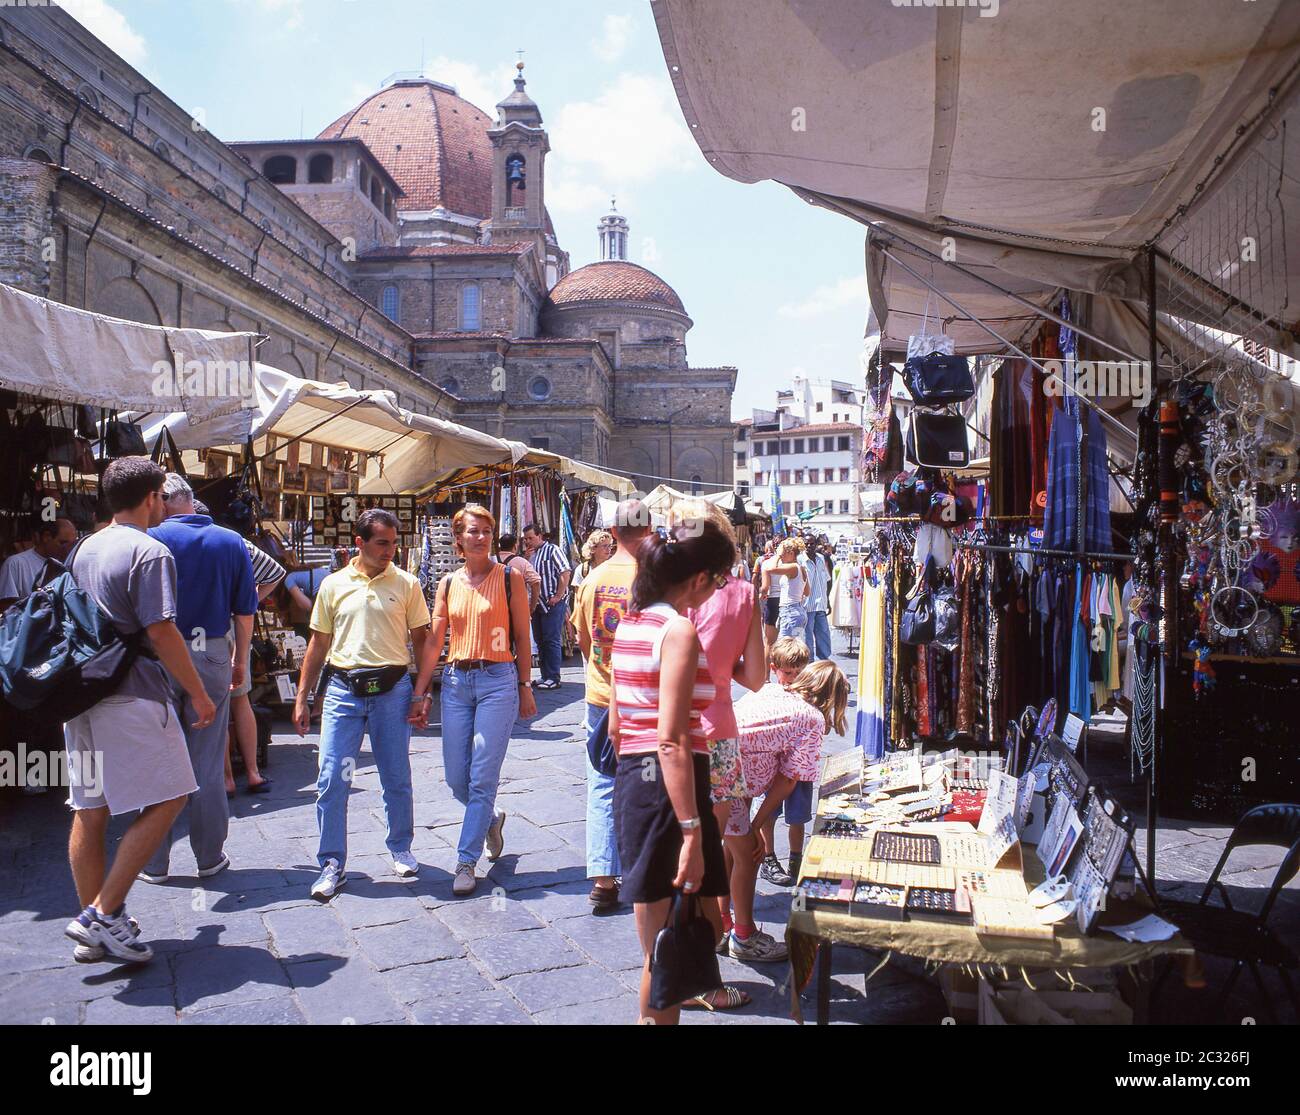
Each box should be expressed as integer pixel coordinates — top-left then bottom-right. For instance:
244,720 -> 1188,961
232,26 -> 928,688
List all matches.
610,516 -> 736,1025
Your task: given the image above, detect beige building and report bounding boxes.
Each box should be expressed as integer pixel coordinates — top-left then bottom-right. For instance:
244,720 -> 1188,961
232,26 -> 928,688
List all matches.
0,7 -> 736,491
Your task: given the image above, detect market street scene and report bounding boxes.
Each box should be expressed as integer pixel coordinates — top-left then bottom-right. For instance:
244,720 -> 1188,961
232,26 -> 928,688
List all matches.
1,0 -> 1299,1053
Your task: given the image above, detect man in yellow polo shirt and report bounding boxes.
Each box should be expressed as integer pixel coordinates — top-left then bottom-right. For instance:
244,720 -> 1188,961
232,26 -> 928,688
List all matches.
294,508 -> 430,899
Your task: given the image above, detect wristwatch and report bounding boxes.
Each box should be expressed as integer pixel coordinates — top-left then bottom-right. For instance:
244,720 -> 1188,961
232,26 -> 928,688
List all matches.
678,816 -> 701,832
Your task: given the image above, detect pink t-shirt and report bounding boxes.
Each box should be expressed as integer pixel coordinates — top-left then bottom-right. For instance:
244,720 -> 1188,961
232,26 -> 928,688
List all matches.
688,574 -> 755,740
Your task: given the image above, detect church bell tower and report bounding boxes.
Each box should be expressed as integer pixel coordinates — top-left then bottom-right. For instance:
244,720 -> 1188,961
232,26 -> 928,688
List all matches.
487,62 -> 549,248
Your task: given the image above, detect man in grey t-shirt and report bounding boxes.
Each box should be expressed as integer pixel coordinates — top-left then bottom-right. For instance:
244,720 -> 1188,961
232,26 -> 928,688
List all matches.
62,458 -> 216,966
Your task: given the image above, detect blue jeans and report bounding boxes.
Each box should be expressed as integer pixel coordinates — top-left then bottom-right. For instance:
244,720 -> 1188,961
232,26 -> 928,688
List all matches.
531,601 -> 567,682
316,673 -> 413,870
441,662 -> 519,864
777,603 -> 807,640
804,609 -> 833,661
584,702 -> 621,879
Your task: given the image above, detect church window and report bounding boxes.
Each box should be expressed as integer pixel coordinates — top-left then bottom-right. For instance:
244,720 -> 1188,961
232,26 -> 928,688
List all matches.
23,146 -> 53,163
153,139 -> 172,163
75,83 -> 100,111
381,285 -> 399,323
439,377 -> 460,395
264,155 -> 296,183
691,476 -> 703,496
460,284 -> 481,330
308,153 -> 333,183
528,376 -> 552,401
505,153 -> 526,207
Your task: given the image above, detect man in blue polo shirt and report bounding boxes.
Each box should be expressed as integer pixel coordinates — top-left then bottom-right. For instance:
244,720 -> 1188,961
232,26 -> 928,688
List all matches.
140,473 -> 257,882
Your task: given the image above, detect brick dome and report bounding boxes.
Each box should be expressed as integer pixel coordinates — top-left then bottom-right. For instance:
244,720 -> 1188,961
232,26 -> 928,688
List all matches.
547,261 -> 686,313
318,79 -> 493,218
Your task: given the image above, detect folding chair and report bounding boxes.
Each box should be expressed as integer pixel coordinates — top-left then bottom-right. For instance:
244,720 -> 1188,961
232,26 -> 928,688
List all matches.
1152,803 -> 1300,1023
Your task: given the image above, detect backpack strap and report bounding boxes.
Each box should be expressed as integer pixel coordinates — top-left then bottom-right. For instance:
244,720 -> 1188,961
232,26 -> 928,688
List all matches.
502,559 -> 517,659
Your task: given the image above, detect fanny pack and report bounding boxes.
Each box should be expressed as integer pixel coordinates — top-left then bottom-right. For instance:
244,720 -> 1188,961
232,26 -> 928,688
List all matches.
327,664 -> 408,697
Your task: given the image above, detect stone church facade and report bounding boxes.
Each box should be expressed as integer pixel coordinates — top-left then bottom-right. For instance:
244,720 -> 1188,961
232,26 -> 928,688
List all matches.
0,7 -> 736,493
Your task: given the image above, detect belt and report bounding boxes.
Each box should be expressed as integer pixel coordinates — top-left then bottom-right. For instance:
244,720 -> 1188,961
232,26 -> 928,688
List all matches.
449,659 -> 504,671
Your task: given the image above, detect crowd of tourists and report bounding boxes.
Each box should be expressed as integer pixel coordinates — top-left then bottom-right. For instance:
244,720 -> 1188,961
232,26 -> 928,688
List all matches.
1,456 -> 849,1022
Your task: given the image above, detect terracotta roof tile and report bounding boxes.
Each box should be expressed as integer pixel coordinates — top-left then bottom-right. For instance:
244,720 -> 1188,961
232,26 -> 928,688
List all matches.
546,261 -> 685,313
318,80 -> 494,217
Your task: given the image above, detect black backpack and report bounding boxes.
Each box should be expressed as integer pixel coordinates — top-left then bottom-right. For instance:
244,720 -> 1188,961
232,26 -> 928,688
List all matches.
0,543 -> 145,722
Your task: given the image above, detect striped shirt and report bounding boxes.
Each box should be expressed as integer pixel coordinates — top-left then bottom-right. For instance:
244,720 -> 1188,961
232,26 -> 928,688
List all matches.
611,602 -> 712,756
443,564 -> 513,664
527,539 -> 570,608
244,540 -> 286,588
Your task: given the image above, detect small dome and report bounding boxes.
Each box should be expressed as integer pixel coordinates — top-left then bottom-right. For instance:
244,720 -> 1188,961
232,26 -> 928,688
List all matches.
547,261 -> 685,313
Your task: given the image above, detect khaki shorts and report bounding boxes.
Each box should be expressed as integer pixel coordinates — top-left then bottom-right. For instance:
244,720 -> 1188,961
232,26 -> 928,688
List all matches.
63,695 -> 198,815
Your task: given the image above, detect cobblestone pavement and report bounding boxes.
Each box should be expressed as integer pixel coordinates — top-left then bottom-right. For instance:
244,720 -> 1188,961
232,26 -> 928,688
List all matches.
1,636 -> 1295,1025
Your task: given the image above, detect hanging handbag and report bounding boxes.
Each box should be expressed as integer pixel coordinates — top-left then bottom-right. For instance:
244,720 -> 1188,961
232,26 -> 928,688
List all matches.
905,409 -> 969,469
105,416 -> 147,458
932,580 -> 960,652
648,889 -> 723,1010
900,573 -> 936,646
903,352 -> 975,406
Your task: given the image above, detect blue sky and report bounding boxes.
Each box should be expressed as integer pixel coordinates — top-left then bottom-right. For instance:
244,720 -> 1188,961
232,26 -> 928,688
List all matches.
67,0 -> 870,418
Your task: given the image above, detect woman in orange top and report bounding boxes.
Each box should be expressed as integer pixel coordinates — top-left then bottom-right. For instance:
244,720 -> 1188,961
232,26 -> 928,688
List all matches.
410,504 -> 535,897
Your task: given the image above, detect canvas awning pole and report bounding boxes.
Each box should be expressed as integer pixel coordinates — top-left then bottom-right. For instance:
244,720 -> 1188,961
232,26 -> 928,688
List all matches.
870,227 -> 1147,365
878,246 -> 1139,447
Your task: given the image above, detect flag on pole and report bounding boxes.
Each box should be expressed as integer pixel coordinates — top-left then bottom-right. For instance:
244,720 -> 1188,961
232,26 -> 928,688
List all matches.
769,473 -> 786,536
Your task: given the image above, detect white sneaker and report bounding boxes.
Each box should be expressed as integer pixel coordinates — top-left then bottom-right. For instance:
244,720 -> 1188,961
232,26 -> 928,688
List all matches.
485,810 -> 507,861
136,869 -> 169,885
65,907 -> 153,963
392,851 -> 419,878
311,859 -> 346,900
197,853 -> 231,879
452,861 -> 477,897
73,916 -> 140,963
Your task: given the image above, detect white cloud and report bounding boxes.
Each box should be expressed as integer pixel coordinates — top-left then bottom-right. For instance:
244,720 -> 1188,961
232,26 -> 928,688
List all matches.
546,73 -> 699,214
778,276 -> 868,320
58,0 -> 146,67
419,55 -> 513,118
249,0 -> 304,31
590,14 -> 633,63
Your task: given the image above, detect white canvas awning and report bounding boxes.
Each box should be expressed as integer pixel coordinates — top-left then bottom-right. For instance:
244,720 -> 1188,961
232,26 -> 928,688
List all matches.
136,363 -> 525,492
0,281 -> 258,420
654,0 -> 1300,355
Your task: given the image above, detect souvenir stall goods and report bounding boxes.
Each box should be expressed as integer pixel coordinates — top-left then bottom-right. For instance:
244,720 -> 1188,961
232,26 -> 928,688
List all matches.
788,734 -> 1188,1024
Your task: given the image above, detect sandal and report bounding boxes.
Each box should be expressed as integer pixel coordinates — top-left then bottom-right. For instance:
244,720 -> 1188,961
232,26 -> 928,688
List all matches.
682,986 -> 751,1012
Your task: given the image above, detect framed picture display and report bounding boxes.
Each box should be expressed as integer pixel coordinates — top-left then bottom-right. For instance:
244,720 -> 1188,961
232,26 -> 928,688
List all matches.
310,442 -> 325,469
330,469 -> 351,493
305,468 -> 329,496
282,466 -> 306,493
261,460 -> 281,494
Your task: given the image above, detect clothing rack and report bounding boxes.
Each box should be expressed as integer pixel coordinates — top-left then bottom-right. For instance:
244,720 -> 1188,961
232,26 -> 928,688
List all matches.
954,541 -> 1132,563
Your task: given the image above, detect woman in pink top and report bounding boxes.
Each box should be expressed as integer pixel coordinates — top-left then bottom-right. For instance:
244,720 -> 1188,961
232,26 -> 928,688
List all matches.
609,515 -> 736,1026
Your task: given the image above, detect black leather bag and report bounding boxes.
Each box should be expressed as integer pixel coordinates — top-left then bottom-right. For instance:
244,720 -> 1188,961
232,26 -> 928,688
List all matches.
932,584 -> 960,652
900,575 -> 936,646
648,890 -> 722,1010
904,352 -> 975,405
905,410 -> 969,469
105,417 -> 147,458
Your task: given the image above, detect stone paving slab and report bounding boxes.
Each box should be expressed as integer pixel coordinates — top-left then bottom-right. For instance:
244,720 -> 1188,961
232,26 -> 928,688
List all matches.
1,638 -> 1295,1025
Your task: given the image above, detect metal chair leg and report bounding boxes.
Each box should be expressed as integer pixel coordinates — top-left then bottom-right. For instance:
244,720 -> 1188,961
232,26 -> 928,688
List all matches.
1246,962 -> 1278,1025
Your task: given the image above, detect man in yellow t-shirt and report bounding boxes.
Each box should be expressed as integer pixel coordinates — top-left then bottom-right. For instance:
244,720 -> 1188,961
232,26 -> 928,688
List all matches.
294,509 -> 430,899
573,499 -> 650,909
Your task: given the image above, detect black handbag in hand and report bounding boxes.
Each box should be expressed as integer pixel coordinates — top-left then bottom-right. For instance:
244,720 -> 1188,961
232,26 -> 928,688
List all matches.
904,352 -> 975,405
648,889 -> 722,1010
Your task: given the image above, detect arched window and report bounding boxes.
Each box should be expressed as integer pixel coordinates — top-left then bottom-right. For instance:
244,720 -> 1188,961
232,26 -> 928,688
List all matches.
23,146 -> 54,163
75,83 -> 100,111
460,284 -> 481,331
153,139 -> 172,163
381,285 -> 399,323
308,153 -> 333,183
690,475 -> 703,495
505,153 -> 526,206
264,155 -> 296,184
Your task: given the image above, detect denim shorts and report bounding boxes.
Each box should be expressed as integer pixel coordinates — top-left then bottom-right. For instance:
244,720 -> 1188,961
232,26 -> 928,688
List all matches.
782,780 -> 814,825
